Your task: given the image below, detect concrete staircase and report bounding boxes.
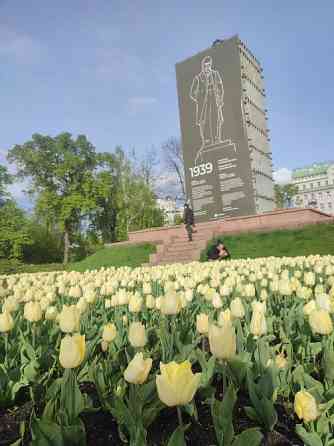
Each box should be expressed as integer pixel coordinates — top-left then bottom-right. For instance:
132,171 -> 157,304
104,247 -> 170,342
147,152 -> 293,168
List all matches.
149,225 -> 216,265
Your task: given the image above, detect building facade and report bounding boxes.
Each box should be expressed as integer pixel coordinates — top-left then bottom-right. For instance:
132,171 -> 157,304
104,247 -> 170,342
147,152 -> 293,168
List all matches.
291,162 -> 334,215
156,197 -> 183,225
175,35 -> 274,223
239,39 -> 275,214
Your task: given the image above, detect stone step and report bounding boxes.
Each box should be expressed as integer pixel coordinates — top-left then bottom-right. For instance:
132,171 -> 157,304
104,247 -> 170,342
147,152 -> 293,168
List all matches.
161,243 -> 204,255
158,251 -> 201,262
171,234 -> 214,243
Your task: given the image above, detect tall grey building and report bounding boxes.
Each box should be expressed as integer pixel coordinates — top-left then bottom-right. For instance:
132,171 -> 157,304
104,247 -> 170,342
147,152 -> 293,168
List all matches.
176,35 -> 274,222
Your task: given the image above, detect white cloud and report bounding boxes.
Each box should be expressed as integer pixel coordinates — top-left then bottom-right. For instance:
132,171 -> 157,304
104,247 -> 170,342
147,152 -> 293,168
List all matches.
0,25 -> 42,63
273,168 -> 292,185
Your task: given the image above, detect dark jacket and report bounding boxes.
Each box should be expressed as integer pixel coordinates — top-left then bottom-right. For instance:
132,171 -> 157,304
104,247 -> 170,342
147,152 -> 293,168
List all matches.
207,244 -> 230,261
183,207 -> 194,225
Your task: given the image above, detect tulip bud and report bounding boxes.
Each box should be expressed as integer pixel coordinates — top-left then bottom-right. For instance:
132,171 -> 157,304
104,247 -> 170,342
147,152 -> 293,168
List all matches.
145,295 -> 155,309
218,309 -> 232,326
275,353 -> 288,369
160,292 -> 181,315
196,313 -> 209,334
45,306 -> 58,321
250,301 -> 267,337
128,294 -> 143,313
244,283 -> 256,298
316,294 -> 331,312
124,352 -> 152,384
208,322 -> 236,360
102,323 -> 117,342
212,295 -> 223,309
24,301 -> 42,322
0,311 -> 14,332
59,305 -> 80,333
230,298 -> 245,319
142,283 -> 152,295
128,322 -> 147,348
59,334 -> 86,369
294,390 -> 319,422
101,340 -> 109,352
156,361 -> 201,407
309,309 -> 333,335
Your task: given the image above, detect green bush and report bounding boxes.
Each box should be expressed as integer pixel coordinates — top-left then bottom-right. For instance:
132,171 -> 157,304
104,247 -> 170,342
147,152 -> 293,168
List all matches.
0,259 -> 65,276
23,223 -> 63,264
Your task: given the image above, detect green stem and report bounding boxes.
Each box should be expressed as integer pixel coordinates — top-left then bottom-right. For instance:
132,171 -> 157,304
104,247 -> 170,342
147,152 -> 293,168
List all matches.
177,406 -> 183,428
4,333 -> 8,368
32,323 -> 36,349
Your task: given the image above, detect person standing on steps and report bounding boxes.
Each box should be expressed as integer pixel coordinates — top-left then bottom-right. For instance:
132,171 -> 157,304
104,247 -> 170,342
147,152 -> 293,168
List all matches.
183,202 -> 195,242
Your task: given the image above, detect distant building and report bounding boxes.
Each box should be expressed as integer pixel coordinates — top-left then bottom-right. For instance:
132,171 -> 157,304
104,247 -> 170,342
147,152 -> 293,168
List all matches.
291,162 -> 334,215
156,196 -> 183,225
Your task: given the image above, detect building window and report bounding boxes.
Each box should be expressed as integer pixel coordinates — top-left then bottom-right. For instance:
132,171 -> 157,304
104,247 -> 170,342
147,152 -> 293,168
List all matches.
303,184 -> 306,190
326,180 -> 329,186
310,183 -> 314,189
320,203 -> 324,210
319,192 -> 323,198
318,182 -> 321,187
328,202 -> 332,209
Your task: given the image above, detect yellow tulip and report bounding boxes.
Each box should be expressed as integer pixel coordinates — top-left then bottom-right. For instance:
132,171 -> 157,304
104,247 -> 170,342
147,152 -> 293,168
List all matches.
24,301 -> 42,322
250,301 -> 267,337
59,334 -> 86,369
124,352 -> 152,384
230,297 -> 245,319
275,353 -> 288,369
102,323 -> 117,342
128,322 -> 147,348
208,322 -> 236,360
160,292 -> 181,315
59,305 -> 80,333
129,294 -> 143,313
156,361 -> 201,407
0,311 -> 14,333
196,313 -> 209,334
309,309 -> 333,335
45,306 -> 58,321
294,390 -> 319,422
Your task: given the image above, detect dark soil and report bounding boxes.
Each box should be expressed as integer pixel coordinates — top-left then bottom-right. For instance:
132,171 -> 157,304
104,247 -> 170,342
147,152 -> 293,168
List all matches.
0,385 -> 304,446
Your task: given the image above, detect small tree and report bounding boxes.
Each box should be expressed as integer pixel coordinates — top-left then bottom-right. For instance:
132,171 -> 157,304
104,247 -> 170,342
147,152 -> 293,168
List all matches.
274,183 -> 298,208
161,137 -> 185,199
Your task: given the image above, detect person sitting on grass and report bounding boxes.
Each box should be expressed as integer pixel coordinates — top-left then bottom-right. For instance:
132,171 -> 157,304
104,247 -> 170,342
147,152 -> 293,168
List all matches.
207,240 -> 230,261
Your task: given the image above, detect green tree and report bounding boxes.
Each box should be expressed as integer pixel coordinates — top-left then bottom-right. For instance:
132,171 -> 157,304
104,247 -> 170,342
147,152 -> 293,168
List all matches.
8,133 -> 99,264
0,164 -> 13,202
274,183 -> 298,208
0,200 -> 32,259
91,148 -> 164,242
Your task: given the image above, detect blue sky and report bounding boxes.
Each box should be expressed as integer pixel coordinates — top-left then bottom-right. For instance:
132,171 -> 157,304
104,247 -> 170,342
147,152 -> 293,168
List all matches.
0,0 -> 333,203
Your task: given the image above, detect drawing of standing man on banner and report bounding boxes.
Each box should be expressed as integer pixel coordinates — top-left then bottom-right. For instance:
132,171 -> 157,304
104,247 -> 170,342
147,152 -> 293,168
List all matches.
190,55 -> 224,154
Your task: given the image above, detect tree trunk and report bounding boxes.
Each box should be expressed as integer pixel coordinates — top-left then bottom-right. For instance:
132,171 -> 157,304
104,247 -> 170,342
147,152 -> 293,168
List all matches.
63,226 -> 70,264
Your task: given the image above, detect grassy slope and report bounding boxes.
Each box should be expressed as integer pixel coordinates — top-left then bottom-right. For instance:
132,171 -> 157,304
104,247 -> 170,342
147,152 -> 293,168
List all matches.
69,243 -> 156,272
202,223 -> 334,260
2,224 -> 334,275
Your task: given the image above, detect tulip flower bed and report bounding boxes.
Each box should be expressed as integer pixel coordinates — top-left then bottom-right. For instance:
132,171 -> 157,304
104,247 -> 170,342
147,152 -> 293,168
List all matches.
1,255 -> 334,445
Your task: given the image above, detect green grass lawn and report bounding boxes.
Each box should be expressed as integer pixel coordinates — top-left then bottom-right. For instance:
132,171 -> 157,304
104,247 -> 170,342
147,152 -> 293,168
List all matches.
201,223 -> 334,261
0,243 -> 156,275
69,243 -> 156,272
